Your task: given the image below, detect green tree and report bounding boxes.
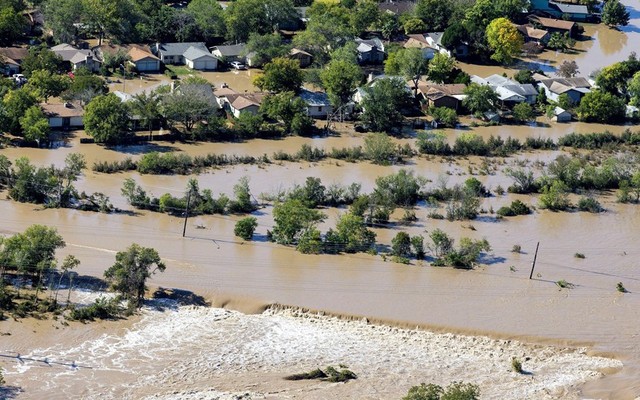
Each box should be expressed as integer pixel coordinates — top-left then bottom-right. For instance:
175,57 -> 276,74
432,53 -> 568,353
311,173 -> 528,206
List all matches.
1,225 -> 65,299
364,132 -> 396,165
513,69 -> 534,84
186,0 -> 225,42
81,0 -> 134,44
538,179 -> 571,211
576,90 -> 626,123
546,32 -> 575,52
415,0 -> 452,32
428,229 -> 454,258
629,71 -> 640,106
429,107 -> 459,127
321,59 -> 363,118
260,91 -> 313,134
234,217 -> 258,240
403,17 -> 427,35
428,53 -> 456,84
19,105 -> 50,144
403,383 -> 443,400
463,83 -> 498,115
61,67 -> 107,105
384,48 -> 427,96
595,59 -> 639,95
512,102 -> 534,123
42,0 -> 85,44
129,91 -> 161,139
245,33 -> 290,68
0,6 -> 25,46
271,198 -> 325,245
349,0 -> 379,35
225,0 -> 297,42
25,70 -> 71,102
374,169 -> 425,207
391,231 -> 412,258
84,93 -> 130,144
229,176 -> 256,213
3,88 -> 38,134
360,77 -> 409,133
161,84 -> 214,133
486,17 -> 523,65
55,254 -> 80,304
326,212 -> 375,253
293,5 -> 352,65
104,244 -> 165,308
254,57 -> 304,93
602,0 -> 630,27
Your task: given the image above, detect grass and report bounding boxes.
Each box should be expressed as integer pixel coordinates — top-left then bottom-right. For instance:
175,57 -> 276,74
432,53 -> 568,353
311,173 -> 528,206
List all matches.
166,65 -> 199,76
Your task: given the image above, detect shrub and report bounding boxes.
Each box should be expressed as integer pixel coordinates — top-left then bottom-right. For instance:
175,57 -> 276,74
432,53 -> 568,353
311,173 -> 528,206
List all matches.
574,252 -> 585,259
577,196 -> 603,213
512,357 -> 523,373
538,180 -> 571,211
511,244 -> 522,253
429,107 -> 459,127
617,282 -> 627,293
69,297 -> 120,321
391,232 -> 412,258
497,199 -> 532,217
556,279 -> 574,289
234,217 -> 258,240
285,368 -> 327,380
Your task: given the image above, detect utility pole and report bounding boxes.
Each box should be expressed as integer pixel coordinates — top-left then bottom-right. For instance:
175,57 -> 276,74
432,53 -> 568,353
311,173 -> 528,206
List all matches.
182,191 -> 191,238
529,241 -> 540,280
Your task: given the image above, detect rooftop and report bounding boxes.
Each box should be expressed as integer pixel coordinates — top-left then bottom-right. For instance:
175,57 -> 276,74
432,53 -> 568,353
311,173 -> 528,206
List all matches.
211,44 -> 246,57
154,42 -> 208,57
41,102 -> 84,118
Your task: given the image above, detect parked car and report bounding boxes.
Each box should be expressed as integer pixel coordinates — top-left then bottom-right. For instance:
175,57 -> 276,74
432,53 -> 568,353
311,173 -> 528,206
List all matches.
12,74 -> 26,85
229,61 -> 247,70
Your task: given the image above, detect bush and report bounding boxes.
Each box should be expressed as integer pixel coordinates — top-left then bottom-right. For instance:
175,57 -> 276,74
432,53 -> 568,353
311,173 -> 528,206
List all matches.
234,217 -> 258,240
617,282 -> 627,293
404,381 -> 480,400
574,252 -> 585,259
69,297 -> 120,321
512,357 -> 523,373
538,180 -> 571,211
577,196 -> 603,213
429,107 -> 459,127
496,199 -> 532,217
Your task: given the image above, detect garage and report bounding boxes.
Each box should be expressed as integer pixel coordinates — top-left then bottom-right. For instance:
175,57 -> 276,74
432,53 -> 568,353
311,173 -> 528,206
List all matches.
184,47 -> 218,71
127,47 -> 161,73
135,58 -> 160,72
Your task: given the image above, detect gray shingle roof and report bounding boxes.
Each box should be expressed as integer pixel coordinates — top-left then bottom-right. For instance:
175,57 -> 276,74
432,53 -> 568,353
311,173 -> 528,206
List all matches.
211,44 -> 247,57
183,46 -> 217,61
156,42 -> 208,57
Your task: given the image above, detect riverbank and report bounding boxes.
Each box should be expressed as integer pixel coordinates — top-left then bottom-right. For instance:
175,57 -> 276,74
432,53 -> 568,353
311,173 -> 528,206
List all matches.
0,300 -> 622,400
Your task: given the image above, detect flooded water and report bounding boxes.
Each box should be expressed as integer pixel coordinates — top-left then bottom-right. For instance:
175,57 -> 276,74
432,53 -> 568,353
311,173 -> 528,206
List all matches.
1,126 -> 640,398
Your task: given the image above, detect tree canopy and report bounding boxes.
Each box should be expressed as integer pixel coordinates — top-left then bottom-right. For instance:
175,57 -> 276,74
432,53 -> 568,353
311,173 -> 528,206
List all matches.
486,17 -> 523,65
360,78 -> 409,133
254,57 -> 304,93
84,93 -> 130,144
602,0 -> 630,27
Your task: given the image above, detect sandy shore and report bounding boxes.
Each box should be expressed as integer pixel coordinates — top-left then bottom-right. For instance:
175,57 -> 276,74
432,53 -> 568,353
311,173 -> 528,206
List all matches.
1,301 -> 621,400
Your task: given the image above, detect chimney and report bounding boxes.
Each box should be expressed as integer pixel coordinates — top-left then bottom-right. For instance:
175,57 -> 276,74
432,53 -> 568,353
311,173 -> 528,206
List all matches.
64,102 -> 73,108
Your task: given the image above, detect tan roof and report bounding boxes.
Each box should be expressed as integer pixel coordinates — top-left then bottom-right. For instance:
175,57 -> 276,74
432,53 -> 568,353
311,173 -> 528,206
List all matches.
228,93 -> 264,110
418,82 -> 467,99
404,35 -> 435,50
290,48 -> 312,57
530,16 -> 576,31
0,47 -> 28,63
41,102 -> 84,118
128,46 -> 159,62
517,25 -> 549,40
213,87 -> 238,97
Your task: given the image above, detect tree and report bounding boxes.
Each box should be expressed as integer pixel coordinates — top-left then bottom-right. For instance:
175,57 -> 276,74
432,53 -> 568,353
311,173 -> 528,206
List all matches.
162,84 -> 214,133
415,0 -> 452,32
486,17 -> 523,65
254,57 -> 304,93
84,93 -> 130,144
260,91 -> 313,134
360,78 -> 409,133
463,83 -> 498,115
81,0 -> 134,44
629,71 -> 640,106
538,179 -> 571,211
429,107 -> 458,127
576,90 -> 626,123
271,198 -> 325,245
326,212 -> 375,253
513,69 -> 534,84
385,48 -> 427,96
391,232 -> 412,258
321,59 -> 363,118
595,57 -> 640,95
129,91 -> 161,139
0,6 -> 25,46
602,0 -> 630,27
1,225 -> 65,300
349,0 -> 380,35
3,88 -> 38,134
104,244 -> 165,308
19,106 -> 49,143
186,0 -> 225,42
234,217 -> 258,240
374,169 -> 425,207
403,383 -> 443,400
512,102 -> 534,123
62,67 -> 107,105
546,32 -> 576,52
364,132 -> 397,165
403,18 -> 426,35
245,33 -> 290,68
428,229 -> 454,258
25,70 -> 71,102
225,0 -> 297,42
42,0 -> 85,44
428,53 -> 456,84
55,254 -> 80,304
557,60 -> 579,78
293,4 -> 352,65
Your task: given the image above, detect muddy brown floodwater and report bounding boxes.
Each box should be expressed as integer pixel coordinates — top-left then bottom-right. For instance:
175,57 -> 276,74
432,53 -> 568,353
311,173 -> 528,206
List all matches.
1,121 -> 640,399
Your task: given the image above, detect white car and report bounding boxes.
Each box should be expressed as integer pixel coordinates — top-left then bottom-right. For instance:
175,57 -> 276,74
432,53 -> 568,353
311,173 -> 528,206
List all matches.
229,61 -> 247,70
12,74 -> 26,85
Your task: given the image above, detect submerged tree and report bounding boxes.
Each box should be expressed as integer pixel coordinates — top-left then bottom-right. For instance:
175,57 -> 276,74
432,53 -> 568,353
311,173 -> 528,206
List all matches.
104,244 -> 166,308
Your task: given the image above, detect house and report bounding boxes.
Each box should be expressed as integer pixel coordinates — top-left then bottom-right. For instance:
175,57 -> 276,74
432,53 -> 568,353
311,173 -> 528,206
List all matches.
471,75 -> 538,106
127,46 -> 161,72
355,38 -> 385,64
530,0 -> 592,21
41,102 -> 84,129
219,92 -> 264,118
0,47 -> 28,75
404,34 -> 439,60
183,46 -> 218,70
210,44 -> 247,64
553,106 -> 572,122
151,42 -> 217,70
299,88 -> 332,118
51,44 -> 101,72
537,77 -> 591,103
213,86 -> 239,109
529,16 -> 578,37
289,48 -> 313,68
404,32 -> 465,59
378,0 -> 417,15
516,24 -> 551,45
416,82 -> 467,111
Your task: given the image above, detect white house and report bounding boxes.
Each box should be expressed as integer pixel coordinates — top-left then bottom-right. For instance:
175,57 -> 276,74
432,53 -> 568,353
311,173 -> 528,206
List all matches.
151,42 -> 218,70
471,74 -> 538,105
52,43 -> 101,72
537,77 -> 591,103
41,102 -> 84,129
299,89 -> 332,118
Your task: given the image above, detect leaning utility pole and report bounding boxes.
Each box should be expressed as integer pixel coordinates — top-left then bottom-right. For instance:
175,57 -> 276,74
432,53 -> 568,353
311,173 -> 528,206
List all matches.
182,191 -> 191,238
529,242 -> 540,280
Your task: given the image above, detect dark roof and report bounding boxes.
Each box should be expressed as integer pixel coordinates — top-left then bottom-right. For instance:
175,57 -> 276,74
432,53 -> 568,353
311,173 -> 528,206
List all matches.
378,0 -> 416,15
549,0 -> 589,15
154,42 -> 208,57
0,47 -> 28,63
